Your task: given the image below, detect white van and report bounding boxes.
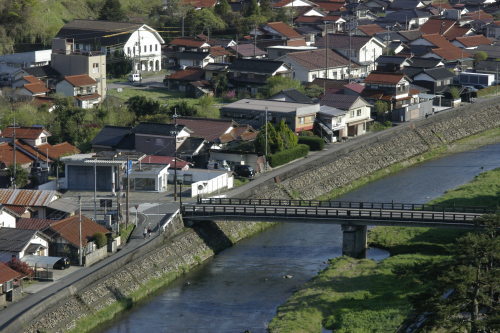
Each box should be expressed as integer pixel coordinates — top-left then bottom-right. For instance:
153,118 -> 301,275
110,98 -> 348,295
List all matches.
128,73 -> 142,82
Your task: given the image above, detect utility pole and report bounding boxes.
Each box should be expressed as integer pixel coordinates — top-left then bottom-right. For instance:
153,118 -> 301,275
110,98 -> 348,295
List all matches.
138,28 -> 142,85
265,107 -> 268,170
254,23 -> 257,58
12,113 -> 16,189
126,157 -> 130,229
171,109 -> 179,201
78,196 -> 83,266
324,21 -> 329,82
94,158 -> 97,221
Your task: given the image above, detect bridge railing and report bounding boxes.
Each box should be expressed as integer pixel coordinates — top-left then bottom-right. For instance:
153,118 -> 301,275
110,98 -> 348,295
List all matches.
198,197 -> 495,214
182,204 -> 483,225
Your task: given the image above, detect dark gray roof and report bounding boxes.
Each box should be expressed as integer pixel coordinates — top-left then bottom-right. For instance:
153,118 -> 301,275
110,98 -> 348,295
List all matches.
320,94 -> 362,110
409,45 -> 433,56
397,30 -> 423,41
91,126 -> 132,148
133,123 -> 185,136
0,228 -> 39,252
22,65 -> 60,78
270,89 -> 314,104
229,44 -> 267,58
204,63 -> 229,71
228,59 -> 287,74
178,51 -> 213,60
316,34 -> 373,51
178,137 -> 206,155
374,31 -> 408,42
403,67 -> 424,78
475,60 -> 500,72
376,55 -> 408,65
377,9 -> 430,24
56,20 -> 143,47
294,26 -> 322,35
389,0 -> 427,10
318,105 -> 347,116
407,57 -> 442,68
417,67 -> 455,80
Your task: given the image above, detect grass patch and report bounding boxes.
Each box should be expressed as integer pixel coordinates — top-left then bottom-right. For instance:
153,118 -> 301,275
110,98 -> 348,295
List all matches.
269,166 -> 499,330
233,177 -> 251,187
119,223 -> 135,244
477,85 -> 500,98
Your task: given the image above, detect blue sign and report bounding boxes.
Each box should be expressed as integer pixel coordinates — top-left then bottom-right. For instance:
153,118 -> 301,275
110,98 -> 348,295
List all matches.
127,160 -> 133,175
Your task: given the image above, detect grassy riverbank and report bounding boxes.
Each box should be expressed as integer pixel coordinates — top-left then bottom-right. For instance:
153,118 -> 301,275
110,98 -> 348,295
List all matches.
268,168 -> 499,332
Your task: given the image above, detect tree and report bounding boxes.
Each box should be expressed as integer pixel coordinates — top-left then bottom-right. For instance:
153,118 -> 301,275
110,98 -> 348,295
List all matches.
374,100 -> 389,120
93,232 -> 107,249
8,164 -> 29,188
212,72 -> 228,96
304,84 -> 324,98
276,119 -> 298,149
449,86 -> 460,100
244,0 -> 260,17
186,8 -> 226,35
410,214 -> 500,333
473,51 -> 488,64
214,0 -> 231,18
126,96 -> 162,119
7,257 -> 33,277
99,0 -> 127,21
264,76 -> 304,97
107,50 -> 133,78
255,122 -> 282,154
170,101 -> 197,117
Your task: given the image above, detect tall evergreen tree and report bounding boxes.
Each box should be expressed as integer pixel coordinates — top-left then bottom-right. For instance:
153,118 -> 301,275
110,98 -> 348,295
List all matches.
99,0 -> 127,21
214,0 -> 231,18
244,0 -> 260,17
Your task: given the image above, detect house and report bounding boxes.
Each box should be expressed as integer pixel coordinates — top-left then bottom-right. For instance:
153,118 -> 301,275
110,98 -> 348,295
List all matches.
278,48 -> 356,82
419,18 -> 473,40
0,49 -> 52,69
227,59 -> 292,96
0,189 -> 59,219
220,99 -> 319,133
1,126 -> 51,147
272,0 -> 316,8
55,19 -> 164,72
0,205 -> 17,228
42,215 -> 110,265
411,34 -> 472,69
315,34 -> 385,72
229,43 -> 267,59
266,45 -> 317,60
55,74 -> 101,109
452,35 -> 493,49
355,24 -> 386,37
377,9 -> 431,30
181,0 -> 217,9
412,67 -> 456,93
319,94 -> 372,137
168,38 -> 211,52
0,142 -> 35,170
375,55 -> 410,72
255,21 -> 307,47
295,16 -> 347,34
486,21 -> 500,40
17,82 -> 50,98
0,262 -> 21,305
315,105 -> 348,142
164,67 -> 207,96
0,228 -> 50,261
132,122 -> 191,157
475,60 -> 500,81
177,51 -> 215,69
269,89 -> 314,104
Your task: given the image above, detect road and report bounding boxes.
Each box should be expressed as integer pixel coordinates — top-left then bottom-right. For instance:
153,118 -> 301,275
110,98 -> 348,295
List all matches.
107,73 -> 167,90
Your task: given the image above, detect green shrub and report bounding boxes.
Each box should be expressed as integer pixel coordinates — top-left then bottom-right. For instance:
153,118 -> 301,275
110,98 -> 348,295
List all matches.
93,232 -> 107,249
269,144 -> 309,167
298,136 -> 325,151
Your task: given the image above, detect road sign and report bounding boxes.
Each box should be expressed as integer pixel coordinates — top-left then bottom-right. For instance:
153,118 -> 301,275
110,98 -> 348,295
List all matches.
135,204 -> 139,210
127,159 -> 133,175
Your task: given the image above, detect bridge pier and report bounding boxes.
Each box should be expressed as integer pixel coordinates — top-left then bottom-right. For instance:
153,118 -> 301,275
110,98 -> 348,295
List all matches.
341,225 -> 367,258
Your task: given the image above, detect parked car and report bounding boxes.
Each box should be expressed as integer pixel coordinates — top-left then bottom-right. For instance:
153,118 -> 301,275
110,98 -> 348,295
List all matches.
128,73 -> 142,82
233,164 -> 255,178
207,160 -> 231,171
53,257 -> 71,270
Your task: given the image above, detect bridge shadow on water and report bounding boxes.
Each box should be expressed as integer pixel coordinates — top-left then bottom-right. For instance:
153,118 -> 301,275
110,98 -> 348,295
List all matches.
188,220 -> 233,254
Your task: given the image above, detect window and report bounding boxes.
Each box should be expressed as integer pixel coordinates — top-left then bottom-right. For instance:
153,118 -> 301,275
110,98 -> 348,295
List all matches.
155,44 -> 158,51
127,47 -> 131,55
299,117 -> 305,124
357,109 -> 361,116
144,45 -> 147,52
350,110 -> 355,117
150,45 -> 152,52
92,63 -> 99,73
41,136 -> 47,143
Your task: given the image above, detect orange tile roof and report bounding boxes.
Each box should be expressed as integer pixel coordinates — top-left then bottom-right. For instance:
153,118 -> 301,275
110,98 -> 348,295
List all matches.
365,72 -> 406,85
431,47 -> 470,60
314,1 -> 345,11
295,15 -> 342,24
36,142 -> 80,160
23,83 -> 49,94
74,93 -> 101,101
4,205 -> 28,216
444,26 -> 471,40
63,74 -> 96,87
209,46 -> 231,57
455,35 -> 493,48
0,142 -> 34,166
49,215 -> 110,247
169,38 -> 208,48
167,67 -> 205,81
16,218 -> 54,230
0,262 -> 21,284
266,22 -> 303,39
273,0 -> 294,7
176,118 -> 234,142
14,140 -> 51,162
1,126 -> 49,140
422,33 -> 452,48
357,24 -> 385,36
463,10 -> 493,21
420,18 -> 456,35
181,0 -> 216,7
23,76 -> 42,84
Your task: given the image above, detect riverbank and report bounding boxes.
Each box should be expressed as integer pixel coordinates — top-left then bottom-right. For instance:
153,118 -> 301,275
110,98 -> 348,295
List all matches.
268,168 -> 499,332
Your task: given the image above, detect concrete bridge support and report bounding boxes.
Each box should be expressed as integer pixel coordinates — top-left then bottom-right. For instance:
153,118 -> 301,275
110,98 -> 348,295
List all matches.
341,225 -> 367,258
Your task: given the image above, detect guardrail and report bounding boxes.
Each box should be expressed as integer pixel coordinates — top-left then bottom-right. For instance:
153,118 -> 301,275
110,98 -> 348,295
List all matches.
198,197 -> 495,214
182,204 -> 484,225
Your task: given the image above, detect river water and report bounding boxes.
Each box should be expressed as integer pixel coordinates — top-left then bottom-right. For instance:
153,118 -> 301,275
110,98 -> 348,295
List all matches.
99,143 -> 500,333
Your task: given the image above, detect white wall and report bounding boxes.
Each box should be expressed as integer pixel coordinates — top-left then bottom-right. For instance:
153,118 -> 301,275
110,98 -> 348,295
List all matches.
123,26 -> 164,72
0,211 -> 16,228
191,173 -> 234,197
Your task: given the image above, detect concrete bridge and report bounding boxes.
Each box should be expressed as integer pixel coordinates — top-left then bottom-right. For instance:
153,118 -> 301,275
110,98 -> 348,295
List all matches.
181,198 -> 494,257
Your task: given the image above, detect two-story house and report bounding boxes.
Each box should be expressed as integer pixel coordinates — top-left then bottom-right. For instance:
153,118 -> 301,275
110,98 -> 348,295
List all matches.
56,75 -> 101,109
277,49 -> 357,82
316,34 -> 385,73
55,19 -> 164,73
412,67 -> 455,94
227,59 -> 292,96
319,94 -> 372,137
252,21 -> 307,48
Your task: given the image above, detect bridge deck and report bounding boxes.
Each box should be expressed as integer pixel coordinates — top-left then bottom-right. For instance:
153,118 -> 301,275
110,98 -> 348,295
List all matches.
182,203 -> 490,228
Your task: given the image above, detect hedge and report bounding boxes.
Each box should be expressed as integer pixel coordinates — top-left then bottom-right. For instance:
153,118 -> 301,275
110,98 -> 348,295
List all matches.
269,144 -> 309,167
298,136 -> 325,151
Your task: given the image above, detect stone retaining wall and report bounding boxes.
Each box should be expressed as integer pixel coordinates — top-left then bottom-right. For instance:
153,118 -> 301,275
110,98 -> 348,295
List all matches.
11,97 -> 500,333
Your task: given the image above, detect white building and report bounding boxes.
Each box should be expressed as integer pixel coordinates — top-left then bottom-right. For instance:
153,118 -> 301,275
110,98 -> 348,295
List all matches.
0,49 -> 52,69
56,74 -> 101,109
55,19 -> 164,72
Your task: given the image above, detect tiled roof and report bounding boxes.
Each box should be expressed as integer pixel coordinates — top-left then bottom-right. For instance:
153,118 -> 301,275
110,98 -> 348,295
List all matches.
22,83 -> 49,94
37,142 -> 80,160
0,142 -> 34,166
270,89 -> 314,104
48,215 -> 109,247
444,26 -> 471,40
167,68 -> 205,81
74,93 -> 101,101
421,34 -> 453,48
344,82 -> 365,94
320,94 -> 365,110
0,189 -> 58,207
455,35 -> 493,48
141,156 -> 190,169
419,18 -> 456,35
430,47 -> 470,60
176,117 -> 234,142
16,218 -> 54,230
210,46 -> 231,57
133,122 -> 186,136
229,43 -> 267,57
1,126 -> 49,140
284,48 -> 351,70
266,22 -> 303,39
181,0 -> 216,8
14,140 -> 51,162
63,74 -> 96,87
91,125 -> 132,148
0,262 -> 21,283
365,72 -> 406,84
22,76 -> 42,84
228,59 -> 288,74
417,67 -> 454,80
294,15 -> 342,24
3,205 -> 27,216
462,10 -> 493,22
0,228 -> 39,252
357,24 -> 385,36
316,34 -> 374,50
313,1 -> 345,11
169,38 -> 208,48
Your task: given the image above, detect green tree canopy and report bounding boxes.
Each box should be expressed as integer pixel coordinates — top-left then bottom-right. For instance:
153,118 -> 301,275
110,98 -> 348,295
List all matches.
99,0 -> 127,21
264,76 -> 304,97
214,0 -> 231,18
186,8 -> 226,35
276,119 -> 298,149
8,164 -> 29,188
244,0 -> 260,17
107,50 -> 133,78
126,96 -> 162,119
473,51 -> 488,63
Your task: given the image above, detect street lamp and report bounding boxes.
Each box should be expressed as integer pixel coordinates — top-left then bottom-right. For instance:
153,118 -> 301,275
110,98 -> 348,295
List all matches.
170,109 -> 179,201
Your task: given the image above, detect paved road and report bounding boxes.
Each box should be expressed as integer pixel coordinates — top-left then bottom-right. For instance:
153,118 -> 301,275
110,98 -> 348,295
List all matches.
107,73 -> 167,90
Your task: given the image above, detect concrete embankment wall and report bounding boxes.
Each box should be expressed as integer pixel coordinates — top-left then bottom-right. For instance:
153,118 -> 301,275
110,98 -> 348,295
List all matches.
9,97 -> 500,333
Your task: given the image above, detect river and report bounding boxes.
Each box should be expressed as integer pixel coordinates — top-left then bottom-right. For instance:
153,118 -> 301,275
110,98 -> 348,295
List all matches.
98,143 -> 500,333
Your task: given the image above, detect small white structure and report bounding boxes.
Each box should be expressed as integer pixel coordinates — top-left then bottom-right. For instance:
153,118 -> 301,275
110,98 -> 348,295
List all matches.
0,206 -> 17,229
172,169 -> 234,197
0,228 -> 50,261
0,49 -> 52,68
129,164 -> 170,192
